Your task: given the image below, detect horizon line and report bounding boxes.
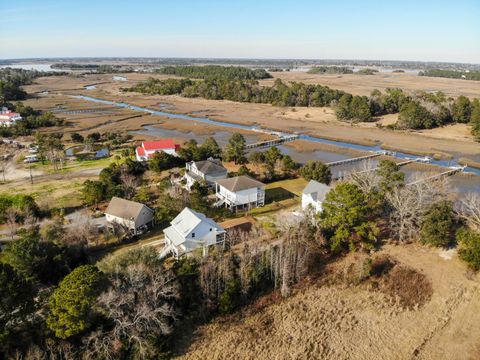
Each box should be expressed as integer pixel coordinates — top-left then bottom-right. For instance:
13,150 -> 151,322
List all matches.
1,56 -> 479,66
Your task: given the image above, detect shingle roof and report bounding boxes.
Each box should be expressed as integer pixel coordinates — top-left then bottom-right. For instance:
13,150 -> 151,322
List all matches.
192,160 -> 227,175
302,180 -> 331,202
216,175 -> 265,192
166,207 -> 225,246
105,197 -> 153,220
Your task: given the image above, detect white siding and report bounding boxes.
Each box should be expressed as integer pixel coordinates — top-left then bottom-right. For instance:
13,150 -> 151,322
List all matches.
302,193 -> 323,213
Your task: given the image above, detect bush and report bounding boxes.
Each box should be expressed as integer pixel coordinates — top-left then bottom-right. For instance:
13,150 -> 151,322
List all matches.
457,228 -> 480,270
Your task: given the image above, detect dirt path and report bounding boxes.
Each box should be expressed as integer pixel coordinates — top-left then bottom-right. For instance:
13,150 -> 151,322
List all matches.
176,244 -> 480,360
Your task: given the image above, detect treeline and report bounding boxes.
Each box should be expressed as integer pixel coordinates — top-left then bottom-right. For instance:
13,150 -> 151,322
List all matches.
128,77 -> 346,107
0,67 -> 59,106
128,77 -> 480,139
156,65 -> 272,80
307,66 -> 354,74
419,69 -> 480,81
51,63 -> 132,73
356,68 -> 379,75
0,68 -> 66,103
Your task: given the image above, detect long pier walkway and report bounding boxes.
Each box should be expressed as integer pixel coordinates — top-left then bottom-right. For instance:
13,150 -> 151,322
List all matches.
326,151 -> 394,167
407,166 -> 466,186
246,134 -> 300,150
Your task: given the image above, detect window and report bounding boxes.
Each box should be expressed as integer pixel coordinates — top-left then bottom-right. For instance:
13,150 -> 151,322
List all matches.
192,232 -> 195,238
210,228 -> 212,231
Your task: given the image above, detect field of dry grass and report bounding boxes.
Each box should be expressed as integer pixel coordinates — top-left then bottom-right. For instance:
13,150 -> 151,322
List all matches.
21,73 -> 480,162
260,71 -> 480,98
176,244 -> 480,360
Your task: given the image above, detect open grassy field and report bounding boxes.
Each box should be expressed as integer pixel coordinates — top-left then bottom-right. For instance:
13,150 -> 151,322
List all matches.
176,243 -> 480,360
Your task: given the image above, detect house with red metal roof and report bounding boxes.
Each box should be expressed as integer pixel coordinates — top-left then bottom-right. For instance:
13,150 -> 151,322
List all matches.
135,139 -> 180,161
0,107 -> 22,127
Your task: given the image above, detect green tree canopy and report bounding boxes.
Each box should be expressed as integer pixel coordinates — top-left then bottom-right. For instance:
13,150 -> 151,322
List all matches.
420,201 -> 457,247
223,132 -> 247,164
47,265 -> 105,339
1,227 -> 68,284
300,160 -> 332,185
0,263 -> 35,347
376,159 -> 405,193
149,151 -> 181,172
452,96 -> 472,123
457,228 -> 480,270
320,183 -> 378,252
199,137 -> 222,159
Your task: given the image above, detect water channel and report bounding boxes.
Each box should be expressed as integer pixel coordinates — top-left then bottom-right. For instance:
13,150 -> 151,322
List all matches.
74,95 -> 480,193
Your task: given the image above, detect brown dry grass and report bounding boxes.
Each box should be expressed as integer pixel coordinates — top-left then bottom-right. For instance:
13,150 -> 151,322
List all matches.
22,74 -> 480,160
260,71 -> 480,99
176,244 -> 480,360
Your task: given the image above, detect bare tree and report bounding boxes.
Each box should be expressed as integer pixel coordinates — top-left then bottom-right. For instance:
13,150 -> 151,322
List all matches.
457,192 -> 480,232
120,167 -> 139,200
6,206 -> 18,240
0,158 -> 7,183
65,210 -> 97,247
97,264 -> 179,358
345,160 -> 380,195
387,176 -> 449,242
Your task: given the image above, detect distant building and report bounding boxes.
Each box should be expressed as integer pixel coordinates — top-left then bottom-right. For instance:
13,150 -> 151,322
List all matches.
105,197 -> 155,235
184,159 -> 228,190
161,207 -> 226,258
0,107 -> 22,127
215,175 -> 265,211
135,139 -> 180,161
301,180 -> 331,213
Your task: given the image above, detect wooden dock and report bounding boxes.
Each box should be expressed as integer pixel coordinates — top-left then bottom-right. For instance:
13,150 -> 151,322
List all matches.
246,134 -> 299,150
407,166 -> 466,186
326,152 -> 387,167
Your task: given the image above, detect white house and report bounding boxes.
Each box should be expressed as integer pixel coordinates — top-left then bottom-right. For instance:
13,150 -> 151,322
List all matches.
184,158 -> 227,189
135,139 -> 180,161
0,108 -> 22,127
162,207 -> 226,258
215,175 -> 265,211
301,180 -> 331,213
105,197 -> 155,235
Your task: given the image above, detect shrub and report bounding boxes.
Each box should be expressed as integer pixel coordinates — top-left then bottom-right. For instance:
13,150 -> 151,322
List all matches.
457,228 -> 480,270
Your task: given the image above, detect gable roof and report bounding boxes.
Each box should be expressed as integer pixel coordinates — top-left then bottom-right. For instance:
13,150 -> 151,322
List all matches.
105,197 -> 153,220
136,146 -> 146,157
303,180 -> 331,202
170,207 -> 223,235
191,159 -> 227,175
142,139 -> 179,151
216,175 -> 265,192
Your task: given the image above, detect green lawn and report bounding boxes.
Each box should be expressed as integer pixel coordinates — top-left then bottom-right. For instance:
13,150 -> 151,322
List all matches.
265,178 -> 308,196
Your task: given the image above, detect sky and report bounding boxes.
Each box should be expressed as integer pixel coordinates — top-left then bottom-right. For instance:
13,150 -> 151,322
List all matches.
1,0 -> 479,63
